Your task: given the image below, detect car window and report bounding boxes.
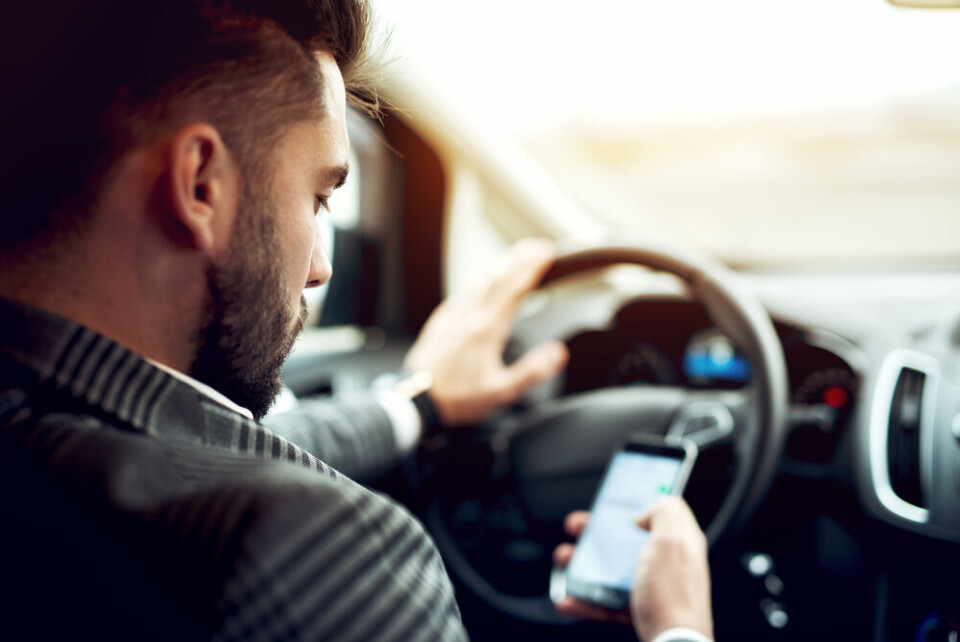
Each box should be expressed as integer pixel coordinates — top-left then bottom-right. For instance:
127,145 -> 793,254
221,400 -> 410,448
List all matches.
375,0 -> 960,268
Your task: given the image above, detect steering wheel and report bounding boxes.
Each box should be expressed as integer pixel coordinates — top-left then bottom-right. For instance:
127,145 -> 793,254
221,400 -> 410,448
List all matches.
422,240 -> 789,625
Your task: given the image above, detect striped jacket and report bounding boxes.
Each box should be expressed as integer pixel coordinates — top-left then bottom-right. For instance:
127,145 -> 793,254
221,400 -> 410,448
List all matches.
0,298 -> 466,641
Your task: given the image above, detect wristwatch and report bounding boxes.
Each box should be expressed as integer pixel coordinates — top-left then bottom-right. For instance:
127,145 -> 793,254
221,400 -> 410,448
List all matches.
394,370 -> 448,443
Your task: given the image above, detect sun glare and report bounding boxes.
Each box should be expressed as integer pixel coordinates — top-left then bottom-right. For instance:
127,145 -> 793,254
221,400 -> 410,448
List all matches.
375,0 -> 960,267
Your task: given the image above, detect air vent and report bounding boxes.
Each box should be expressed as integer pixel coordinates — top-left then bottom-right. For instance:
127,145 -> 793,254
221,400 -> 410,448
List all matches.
887,367 -> 926,508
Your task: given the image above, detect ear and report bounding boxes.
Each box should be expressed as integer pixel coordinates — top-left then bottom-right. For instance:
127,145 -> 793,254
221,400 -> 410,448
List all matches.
161,123 -> 239,255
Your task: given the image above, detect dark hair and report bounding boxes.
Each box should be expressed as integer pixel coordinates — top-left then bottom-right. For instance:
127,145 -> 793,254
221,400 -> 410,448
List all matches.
0,0 -> 376,254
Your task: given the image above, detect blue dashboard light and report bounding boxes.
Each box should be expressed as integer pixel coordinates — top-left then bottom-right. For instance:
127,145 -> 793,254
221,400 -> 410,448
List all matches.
683,353 -> 752,382
682,329 -> 752,384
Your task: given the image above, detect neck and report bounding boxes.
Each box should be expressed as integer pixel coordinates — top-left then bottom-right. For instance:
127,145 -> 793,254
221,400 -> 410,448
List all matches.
0,233 -> 205,377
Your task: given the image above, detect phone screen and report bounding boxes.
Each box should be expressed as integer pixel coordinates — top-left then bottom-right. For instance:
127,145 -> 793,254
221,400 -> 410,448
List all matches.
565,443 -> 691,605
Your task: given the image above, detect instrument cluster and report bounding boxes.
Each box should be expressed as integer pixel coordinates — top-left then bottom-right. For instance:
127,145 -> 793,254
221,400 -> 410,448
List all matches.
561,300 -> 860,460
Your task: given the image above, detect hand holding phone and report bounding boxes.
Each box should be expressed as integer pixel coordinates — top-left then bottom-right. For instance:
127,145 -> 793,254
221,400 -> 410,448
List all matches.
553,498 -> 713,640
558,434 -> 698,610
630,497 -> 713,641
552,435 -> 713,640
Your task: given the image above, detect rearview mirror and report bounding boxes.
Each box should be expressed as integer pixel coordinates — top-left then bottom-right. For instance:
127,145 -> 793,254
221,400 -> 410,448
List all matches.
888,0 -> 960,7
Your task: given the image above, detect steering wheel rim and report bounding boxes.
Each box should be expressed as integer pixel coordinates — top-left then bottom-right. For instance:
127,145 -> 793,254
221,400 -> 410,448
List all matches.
424,239 -> 789,626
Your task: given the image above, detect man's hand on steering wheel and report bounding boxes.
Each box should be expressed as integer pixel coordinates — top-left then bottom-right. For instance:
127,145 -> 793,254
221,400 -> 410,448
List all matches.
553,498 -> 714,641
402,239 -> 569,427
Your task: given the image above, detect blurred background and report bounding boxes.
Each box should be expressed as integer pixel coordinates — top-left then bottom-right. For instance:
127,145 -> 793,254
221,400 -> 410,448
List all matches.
371,0 -> 960,268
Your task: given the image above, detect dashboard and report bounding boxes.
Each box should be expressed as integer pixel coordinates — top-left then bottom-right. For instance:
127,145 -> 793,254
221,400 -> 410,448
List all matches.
560,299 -> 859,464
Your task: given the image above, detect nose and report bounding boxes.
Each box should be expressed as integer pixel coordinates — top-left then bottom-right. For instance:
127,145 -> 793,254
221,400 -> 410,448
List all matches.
305,219 -> 333,289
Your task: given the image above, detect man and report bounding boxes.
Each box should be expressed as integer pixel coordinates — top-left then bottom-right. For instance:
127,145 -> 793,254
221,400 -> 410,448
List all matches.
0,0 -> 711,640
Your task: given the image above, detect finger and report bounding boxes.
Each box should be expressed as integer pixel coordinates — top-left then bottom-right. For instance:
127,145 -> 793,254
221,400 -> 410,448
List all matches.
483,238 -> 556,312
498,340 -> 568,402
554,596 -> 632,625
553,543 -> 576,567
563,510 -> 591,537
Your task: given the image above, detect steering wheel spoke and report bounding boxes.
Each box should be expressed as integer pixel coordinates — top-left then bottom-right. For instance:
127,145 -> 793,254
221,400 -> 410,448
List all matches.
668,398 -> 735,450
668,388 -> 755,451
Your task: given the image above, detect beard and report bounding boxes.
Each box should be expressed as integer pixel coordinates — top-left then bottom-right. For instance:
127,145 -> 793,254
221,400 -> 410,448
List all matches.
189,182 -> 309,422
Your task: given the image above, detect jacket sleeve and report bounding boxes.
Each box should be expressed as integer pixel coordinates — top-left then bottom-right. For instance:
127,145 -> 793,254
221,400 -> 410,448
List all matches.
262,396 -> 403,481
213,470 -> 467,642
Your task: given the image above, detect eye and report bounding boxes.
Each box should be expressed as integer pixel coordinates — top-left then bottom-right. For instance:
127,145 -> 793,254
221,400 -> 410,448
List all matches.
314,195 -> 330,216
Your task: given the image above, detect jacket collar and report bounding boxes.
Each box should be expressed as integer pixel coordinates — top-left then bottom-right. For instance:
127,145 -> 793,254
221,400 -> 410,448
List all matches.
0,297 -> 334,477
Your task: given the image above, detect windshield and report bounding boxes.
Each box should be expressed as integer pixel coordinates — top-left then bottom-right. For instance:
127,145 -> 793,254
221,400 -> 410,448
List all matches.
375,0 -> 960,268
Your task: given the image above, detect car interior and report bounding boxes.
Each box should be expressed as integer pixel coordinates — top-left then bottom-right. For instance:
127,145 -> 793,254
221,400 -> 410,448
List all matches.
278,1 -> 960,640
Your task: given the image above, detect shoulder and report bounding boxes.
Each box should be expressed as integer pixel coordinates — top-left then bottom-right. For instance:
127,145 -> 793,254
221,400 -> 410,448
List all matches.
1,406 -> 466,641
214,473 -> 466,641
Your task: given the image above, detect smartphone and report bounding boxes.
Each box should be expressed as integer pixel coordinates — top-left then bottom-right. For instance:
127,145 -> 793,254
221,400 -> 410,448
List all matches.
561,434 -> 698,611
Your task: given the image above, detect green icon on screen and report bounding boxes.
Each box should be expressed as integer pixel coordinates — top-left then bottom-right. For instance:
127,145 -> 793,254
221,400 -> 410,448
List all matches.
657,484 -> 671,494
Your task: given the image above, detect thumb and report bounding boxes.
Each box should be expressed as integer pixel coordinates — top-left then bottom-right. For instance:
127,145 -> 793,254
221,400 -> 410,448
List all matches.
636,496 -> 694,532
499,341 -> 568,401
635,496 -> 674,531
636,508 -> 655,532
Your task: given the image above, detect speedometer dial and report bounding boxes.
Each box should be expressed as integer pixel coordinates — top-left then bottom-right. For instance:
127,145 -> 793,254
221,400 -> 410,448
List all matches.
787,365 -> 858,462
794,367 -> 857,410
607,341 -> 678,386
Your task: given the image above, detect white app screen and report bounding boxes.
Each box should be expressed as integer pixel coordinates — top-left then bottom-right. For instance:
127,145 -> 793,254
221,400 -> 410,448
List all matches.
567,451 -> 682,591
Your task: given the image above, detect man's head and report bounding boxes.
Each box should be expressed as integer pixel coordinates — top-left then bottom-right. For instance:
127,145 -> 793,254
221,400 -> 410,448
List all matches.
1,0 -> 375,253
191,52 -> 352,419
0,1 -> 374,418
